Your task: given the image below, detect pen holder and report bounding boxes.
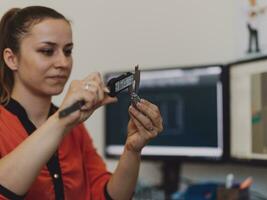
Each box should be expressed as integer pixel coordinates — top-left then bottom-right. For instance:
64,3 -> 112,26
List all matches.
216,187 -> 249,200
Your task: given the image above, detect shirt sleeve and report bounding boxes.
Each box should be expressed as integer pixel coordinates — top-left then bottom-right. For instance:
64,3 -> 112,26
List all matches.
0,194 -> 8,200
78,124 -> 113,200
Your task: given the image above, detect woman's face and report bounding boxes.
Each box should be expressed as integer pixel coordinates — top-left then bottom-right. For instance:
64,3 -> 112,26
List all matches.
14,18 -> 73,97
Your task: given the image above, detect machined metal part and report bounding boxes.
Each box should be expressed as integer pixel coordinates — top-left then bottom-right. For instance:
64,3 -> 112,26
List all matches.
129,65 -> 141,107
59,65 -> 141,118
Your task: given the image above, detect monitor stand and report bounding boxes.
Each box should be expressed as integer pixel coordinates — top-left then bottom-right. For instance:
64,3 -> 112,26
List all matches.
161,161 -> 181,199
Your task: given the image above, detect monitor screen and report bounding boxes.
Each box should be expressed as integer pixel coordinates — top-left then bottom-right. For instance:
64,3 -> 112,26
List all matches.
230,57 -> 267,163
105,65 -> 227,160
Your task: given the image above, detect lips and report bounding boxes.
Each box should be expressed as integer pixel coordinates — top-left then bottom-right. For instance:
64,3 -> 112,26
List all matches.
50,75 -> 67,78
47,75 -> 68,81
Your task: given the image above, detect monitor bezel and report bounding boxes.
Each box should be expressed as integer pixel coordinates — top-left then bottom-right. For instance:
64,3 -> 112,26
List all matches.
104,64 -> 230,163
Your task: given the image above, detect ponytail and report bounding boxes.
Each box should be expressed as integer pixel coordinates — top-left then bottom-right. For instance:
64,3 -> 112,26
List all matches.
0,8 -> 20,105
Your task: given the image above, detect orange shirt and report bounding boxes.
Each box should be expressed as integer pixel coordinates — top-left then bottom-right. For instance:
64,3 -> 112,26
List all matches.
0,99 -> 112,200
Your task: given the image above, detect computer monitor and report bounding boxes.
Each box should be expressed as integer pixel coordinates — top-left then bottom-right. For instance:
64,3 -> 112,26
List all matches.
230,56 -> 267,164
104,65 -> 228,161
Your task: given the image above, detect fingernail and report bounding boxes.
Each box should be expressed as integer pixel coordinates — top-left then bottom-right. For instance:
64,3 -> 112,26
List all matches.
129,106 -> 135,112
104,87 -> 110,93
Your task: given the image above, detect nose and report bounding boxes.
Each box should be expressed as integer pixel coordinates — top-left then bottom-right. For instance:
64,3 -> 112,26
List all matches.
55,51 -> 71,69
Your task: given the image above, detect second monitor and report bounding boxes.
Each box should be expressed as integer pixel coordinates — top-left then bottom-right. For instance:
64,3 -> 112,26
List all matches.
230,56 -> 267,164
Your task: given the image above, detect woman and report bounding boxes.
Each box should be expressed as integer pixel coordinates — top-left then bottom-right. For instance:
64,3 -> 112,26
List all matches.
0,6 -> 163,200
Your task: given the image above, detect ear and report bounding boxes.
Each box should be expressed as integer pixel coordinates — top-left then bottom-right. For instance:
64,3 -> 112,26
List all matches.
3,48 -> 19,71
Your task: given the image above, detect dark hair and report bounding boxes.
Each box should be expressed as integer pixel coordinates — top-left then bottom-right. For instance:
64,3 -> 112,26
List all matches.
0,6 -> 69,105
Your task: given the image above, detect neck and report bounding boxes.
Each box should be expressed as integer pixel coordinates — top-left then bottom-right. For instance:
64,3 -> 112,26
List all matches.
11,86 -> 52,128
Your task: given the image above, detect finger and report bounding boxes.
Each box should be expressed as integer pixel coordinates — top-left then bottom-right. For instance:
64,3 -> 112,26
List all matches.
62,79 -> 88,108
129,113 -> 146,133
94,72 -> 107,91
90,72 -> 105,93
82,79 -> 106,110
137,99 -> 161,123
83,80 -> 104,102
141,99 -> 163,131
140,99 -> 159,113
94,81 -> 104,102
82,82 -> 117,110
101,96 -> 118,105
129,105 -> 155,132
92,72 -> 102,82
96,73 -> 110,98
94,96 -> 118,110
103,86 -> 110,94
84,74 -> 106,101
80,88 -> 96,111
83,72 -> 102,83
135,102 -> 163,132
129,112 -> 158,139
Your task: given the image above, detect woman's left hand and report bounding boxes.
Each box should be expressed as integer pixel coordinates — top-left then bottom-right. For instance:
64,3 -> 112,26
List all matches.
125,99 -> 163,153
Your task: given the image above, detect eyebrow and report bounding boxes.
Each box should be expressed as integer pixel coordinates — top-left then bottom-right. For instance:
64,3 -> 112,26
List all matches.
40,41 -> 74,48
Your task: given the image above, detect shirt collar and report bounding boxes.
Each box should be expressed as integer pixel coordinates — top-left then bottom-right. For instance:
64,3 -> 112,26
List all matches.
4,98 -> 58,135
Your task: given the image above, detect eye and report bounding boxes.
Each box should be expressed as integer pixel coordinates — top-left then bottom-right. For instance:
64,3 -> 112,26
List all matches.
64,48 -> 73,57
38,48 -> 54,56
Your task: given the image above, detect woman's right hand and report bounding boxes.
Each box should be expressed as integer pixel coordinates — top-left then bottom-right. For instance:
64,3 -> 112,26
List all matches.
56,72 -> 117,129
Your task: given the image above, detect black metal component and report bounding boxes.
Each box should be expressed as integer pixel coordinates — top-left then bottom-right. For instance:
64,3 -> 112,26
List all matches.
107,72 -> 134,97
58,65 -> 141,118
59,100 -> 85,118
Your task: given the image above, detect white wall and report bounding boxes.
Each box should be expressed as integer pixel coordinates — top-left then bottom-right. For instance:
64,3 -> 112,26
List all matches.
1,0 -> 267,195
